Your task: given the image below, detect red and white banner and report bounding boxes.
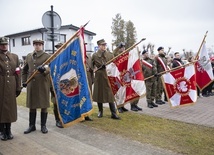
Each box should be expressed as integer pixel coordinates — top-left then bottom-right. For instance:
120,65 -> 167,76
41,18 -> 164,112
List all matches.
161,64 -> 197,107
195,42 -> 214,90
106,48 -> 146,107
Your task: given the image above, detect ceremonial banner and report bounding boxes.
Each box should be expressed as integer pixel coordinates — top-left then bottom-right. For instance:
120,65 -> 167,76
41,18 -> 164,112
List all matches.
106,48 -> 146,107
195,42 -> 214,90
49,29 -> 93,127
162,64 -> 197,107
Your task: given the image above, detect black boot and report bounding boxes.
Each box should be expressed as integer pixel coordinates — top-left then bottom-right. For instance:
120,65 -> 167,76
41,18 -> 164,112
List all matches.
121,107 -> 128,112
155,100 -> 163,105
1,123 -> 7,141
85,116 -> 93,121
147,102 -> 154,108
5,123 -> 13,140
54,104 -> 63,128
151,101 -> 158,107
118,107 -> 123,113
24,112 -> 36,134
0,123 -> 3,136
109,103 -> 120,120
131,104 -> 138,111
97,103 -> 103,118
41,112 -> 48,134
135,104 -> 142,111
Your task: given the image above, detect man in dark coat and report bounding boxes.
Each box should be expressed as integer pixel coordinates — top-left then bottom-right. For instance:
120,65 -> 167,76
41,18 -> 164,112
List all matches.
0,37 -> 21,141
172,52 -> 184,68
92,39 -> 120,119
22,39 -> 51,134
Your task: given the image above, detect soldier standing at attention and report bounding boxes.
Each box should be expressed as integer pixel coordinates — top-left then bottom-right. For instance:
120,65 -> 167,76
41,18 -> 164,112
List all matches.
154,47 -> 168,105
0,37 -> 21,141
92,39 -> 120,119
22,39 -> 51,134
113,42 -> 129,113
141,50 -> 158,108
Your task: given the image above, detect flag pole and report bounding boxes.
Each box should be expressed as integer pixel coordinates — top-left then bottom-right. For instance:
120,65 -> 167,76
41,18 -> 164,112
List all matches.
26,21 -> 90,84
107,38 -> 146,65
195,31 -> 208,60
94,38 -> 146,72
144,60 -> 198,81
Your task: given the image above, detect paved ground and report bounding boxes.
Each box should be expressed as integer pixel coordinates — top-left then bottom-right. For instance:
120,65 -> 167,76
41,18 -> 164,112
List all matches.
0,94 -> 213,155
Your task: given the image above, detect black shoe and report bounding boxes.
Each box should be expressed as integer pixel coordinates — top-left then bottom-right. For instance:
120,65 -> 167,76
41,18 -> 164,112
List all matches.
41,126 -> 48,134
131,106 -> 138,111
111,114 -> 120,120
147,103 -> 154,108
121,107 -> 129,112
24,125 -> 36,134
151,101 -> 158,107
1,133 -> 7,141
6,131 -> 13,140
160,100 -> 166,104
56,120 -> 63,128
85,116 -> 93,121
118,107 -> 123,113
135,105 -> 142,111
155,100 -> 163,105
98,111 -> 103,118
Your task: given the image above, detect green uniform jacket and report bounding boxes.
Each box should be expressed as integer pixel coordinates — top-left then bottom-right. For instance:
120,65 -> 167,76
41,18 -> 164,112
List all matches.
22,51 -> 50,109
142,57 -> 157,82
86,54 -> 94,92
92,49 -> 114,103
154,53 -> 168,73
0,51 -> 21,123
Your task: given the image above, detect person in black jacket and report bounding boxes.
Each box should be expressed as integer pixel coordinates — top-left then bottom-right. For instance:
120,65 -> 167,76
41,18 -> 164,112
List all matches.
172,52 -> 184,68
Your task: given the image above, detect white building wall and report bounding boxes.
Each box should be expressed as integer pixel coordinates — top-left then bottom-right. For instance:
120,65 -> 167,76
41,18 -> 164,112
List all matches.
9,29 -> 95,59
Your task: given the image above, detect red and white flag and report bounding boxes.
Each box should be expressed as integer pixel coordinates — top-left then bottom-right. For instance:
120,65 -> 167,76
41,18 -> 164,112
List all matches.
106,48 -> 146,107
161,64 -> 197,107
195,42 -> 214,90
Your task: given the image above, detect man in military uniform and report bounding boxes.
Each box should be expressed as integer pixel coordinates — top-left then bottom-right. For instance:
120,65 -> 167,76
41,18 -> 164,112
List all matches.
92,39 -> 120,119
154,47 -> 168,105
0,37 -> 21,141
22,39 -> 51,134
113,42 -> 129,113
141,50 -> 158,108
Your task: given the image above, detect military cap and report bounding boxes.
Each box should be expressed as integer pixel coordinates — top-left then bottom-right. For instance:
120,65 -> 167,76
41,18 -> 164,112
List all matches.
97,39 -> 107,45
0,37 -> 9,45
33,39 -> 44,45
55,42 -> 63,48
157,46 -> 164,51
117,42 -> 125,48
142,50 -> 148,55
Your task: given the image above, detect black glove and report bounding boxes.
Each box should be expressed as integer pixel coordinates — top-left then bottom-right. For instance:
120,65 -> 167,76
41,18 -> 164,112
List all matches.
16,91 -> 21,97
118,42 -> 125,48
101,64 -> 106,69
154,73 -> 159,77
37,65 -> 46,73
22,83 -> 27,88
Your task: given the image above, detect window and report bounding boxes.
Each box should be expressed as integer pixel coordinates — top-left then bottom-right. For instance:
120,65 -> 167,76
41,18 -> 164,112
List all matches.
12,39 -> 15,47
21,36 -> 31,46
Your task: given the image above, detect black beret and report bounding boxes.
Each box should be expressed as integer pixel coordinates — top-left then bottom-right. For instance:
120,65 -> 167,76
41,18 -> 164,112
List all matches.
142,50 -> 148,55
157,47 -> 164,51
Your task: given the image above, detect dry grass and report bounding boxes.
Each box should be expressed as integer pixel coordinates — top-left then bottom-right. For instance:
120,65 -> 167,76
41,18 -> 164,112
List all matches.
17,92 -> 214,155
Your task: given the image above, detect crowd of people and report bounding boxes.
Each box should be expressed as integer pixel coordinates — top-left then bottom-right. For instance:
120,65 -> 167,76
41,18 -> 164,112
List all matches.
0,36 -> 213,141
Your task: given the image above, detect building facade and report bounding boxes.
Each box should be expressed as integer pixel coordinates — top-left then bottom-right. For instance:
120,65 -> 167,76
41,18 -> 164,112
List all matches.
5,24 -> 96,59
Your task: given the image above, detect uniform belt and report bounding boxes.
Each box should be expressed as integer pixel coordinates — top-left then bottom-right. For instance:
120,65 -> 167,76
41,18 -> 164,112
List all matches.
0,73 -> 15,76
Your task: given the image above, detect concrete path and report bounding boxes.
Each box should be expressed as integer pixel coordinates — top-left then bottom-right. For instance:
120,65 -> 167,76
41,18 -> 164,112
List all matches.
1,93 -> 213,155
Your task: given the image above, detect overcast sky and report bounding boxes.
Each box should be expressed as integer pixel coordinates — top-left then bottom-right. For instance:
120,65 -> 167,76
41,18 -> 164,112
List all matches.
0,0 -> 214,54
